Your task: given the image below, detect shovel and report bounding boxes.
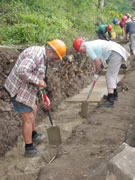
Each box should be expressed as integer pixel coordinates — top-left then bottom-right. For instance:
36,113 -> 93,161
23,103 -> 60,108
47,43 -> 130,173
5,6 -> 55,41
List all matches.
81,79 -> 97,118
81,69 -> 103,118
40,89 -> 62,146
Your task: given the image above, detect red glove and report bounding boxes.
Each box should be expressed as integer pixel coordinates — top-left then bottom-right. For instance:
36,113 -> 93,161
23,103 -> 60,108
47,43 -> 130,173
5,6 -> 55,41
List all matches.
42,93 -> 50,110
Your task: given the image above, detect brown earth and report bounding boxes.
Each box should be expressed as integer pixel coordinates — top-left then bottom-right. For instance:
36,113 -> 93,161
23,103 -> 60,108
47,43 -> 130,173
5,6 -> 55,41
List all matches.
37,69 -> 135,180
0,42 -> 135,180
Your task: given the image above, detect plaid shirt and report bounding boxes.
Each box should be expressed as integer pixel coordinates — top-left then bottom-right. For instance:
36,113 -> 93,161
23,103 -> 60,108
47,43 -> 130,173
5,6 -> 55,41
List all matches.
4,46 -> 48,109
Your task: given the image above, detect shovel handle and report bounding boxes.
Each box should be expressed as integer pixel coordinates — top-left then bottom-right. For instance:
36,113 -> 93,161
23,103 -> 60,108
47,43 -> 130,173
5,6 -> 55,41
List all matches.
86,68 -> 103,101
48,110 -> 53,126
40,89 -> 54,126
86,80 -> 96,101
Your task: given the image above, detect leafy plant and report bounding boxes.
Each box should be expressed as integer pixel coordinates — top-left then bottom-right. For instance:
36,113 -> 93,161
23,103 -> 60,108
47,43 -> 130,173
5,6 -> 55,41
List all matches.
0,0 -> 134,45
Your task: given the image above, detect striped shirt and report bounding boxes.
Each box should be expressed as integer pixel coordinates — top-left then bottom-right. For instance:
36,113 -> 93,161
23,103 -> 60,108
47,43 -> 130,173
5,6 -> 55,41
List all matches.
4,46 -> 47,109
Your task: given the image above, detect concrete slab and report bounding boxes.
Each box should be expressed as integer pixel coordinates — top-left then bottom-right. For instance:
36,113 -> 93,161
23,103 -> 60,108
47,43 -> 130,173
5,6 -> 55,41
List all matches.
106,143 -> 135,180
66,74 -> 124,103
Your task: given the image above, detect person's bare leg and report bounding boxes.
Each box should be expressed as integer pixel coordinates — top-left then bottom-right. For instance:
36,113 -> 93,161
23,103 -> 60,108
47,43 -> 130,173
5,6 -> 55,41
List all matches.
32,105 -> 38,132
31,105 -> 45,145
21,111 -> 35,144
108,88 -> 114,94
22,111 -> 40,157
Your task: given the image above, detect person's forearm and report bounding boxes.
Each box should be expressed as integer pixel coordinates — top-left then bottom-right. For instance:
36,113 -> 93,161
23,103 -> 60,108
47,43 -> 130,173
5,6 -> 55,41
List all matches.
94,58 -> 102,74
95,64 -> 101,74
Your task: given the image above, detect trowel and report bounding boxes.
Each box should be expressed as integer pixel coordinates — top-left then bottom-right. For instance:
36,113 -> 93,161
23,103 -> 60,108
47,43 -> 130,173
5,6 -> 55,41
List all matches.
40,89 -> 62,145
81,79 -> 96,118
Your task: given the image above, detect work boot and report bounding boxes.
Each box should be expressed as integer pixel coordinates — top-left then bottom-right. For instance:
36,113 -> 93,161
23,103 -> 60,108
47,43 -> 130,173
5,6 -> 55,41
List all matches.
24,146 -> 40,157
103,94 -> 118,101
103,89 -> 118,101
98,93 -> 114,107
32,134 -> 45,146
98,99 -> 114,107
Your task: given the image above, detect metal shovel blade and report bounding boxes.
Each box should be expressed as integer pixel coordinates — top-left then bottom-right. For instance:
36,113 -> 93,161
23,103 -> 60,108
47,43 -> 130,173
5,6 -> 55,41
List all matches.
47,110 -> 62,145
81,101 -> 89,118
47,125 -> 62,145
81,80 -> 96,118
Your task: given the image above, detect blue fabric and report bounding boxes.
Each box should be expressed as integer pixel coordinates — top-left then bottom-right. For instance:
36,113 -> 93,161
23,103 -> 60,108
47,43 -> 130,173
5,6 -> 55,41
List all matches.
10,96 -> 33,113
113,18 -> 118,24
126,20 -> 135,34
83,40 -> 111,61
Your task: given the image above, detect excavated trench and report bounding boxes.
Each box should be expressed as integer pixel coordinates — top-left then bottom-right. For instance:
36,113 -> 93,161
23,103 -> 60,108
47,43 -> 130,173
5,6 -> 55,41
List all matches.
0,41 -> 135,180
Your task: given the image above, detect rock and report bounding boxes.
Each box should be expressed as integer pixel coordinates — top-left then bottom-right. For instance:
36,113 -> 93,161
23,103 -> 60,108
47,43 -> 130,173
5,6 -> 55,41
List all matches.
106,143 -> 135,180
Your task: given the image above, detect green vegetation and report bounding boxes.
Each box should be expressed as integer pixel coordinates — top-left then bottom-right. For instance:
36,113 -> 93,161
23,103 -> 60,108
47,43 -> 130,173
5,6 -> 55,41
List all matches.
0,0 -> 134,46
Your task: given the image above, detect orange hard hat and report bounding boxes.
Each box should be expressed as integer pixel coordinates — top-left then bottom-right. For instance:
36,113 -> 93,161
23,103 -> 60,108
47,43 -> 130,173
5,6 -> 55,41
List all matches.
72,38 -> 83,52
121,15 -> 127,22
106,25 -> 112,32
48,39 -> 66,60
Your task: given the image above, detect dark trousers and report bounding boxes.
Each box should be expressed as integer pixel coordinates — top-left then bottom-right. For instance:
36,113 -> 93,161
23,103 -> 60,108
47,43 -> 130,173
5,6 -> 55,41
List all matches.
97,34 -> 107,40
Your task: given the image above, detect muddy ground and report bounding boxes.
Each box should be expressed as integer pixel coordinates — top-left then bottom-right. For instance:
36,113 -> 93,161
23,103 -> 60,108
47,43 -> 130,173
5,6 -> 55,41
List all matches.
37,69 -> 135,180
0,42 -> 135,179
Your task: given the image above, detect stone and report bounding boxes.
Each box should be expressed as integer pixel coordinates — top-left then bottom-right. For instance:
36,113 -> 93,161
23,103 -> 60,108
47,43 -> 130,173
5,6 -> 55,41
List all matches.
106,143 -> 135,180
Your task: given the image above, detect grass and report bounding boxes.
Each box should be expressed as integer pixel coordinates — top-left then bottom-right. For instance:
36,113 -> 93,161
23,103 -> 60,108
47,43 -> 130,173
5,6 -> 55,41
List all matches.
0,0 -> 134,47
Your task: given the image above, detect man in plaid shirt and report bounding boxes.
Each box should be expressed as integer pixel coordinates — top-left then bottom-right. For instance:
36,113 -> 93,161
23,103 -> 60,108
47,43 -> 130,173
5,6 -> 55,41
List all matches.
4,39 -> 66,157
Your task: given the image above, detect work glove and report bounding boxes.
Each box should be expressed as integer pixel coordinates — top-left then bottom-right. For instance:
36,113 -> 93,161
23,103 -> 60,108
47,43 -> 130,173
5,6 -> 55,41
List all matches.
42,95 -> 50,110
39,88 -> 50,110
93,74 -> 99,81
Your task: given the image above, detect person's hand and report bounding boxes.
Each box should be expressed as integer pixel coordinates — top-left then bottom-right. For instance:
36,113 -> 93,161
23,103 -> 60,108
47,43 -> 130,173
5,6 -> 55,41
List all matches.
93,74 -> 99,81
42,95 -> 50,110
37,80 -> 47,88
